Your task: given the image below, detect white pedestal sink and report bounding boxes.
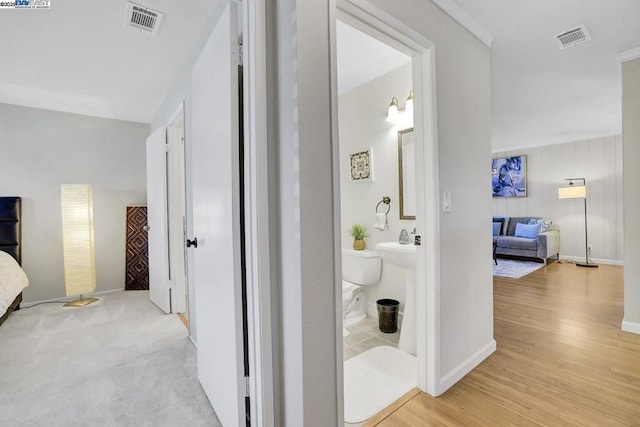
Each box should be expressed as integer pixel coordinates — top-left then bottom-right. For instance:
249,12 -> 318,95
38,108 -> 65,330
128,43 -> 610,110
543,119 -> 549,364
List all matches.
375,242 -> 417,355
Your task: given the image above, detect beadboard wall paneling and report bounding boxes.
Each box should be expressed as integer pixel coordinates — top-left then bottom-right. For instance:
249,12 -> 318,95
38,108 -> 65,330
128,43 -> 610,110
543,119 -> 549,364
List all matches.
493,136 -> 623,263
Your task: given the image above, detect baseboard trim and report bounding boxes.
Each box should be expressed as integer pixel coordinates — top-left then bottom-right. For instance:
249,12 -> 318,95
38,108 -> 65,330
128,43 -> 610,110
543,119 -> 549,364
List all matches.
22,288 -> 124,307
559,255 -> 623,266
188,335 -> 197,347
622,320 -> 640,335
439,339 -> 496,394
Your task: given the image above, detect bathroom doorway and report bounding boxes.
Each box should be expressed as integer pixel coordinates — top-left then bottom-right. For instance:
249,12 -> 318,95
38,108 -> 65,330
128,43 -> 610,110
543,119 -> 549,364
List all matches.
333,4 -> 440,425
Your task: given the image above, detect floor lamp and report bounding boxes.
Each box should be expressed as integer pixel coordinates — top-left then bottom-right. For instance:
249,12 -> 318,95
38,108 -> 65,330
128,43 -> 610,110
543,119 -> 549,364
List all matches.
558,178 -> 598,268
61,184 -> 99,307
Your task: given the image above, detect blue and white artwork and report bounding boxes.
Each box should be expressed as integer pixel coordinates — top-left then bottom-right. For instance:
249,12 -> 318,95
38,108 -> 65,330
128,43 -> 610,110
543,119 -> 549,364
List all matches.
492,155 -> 526,197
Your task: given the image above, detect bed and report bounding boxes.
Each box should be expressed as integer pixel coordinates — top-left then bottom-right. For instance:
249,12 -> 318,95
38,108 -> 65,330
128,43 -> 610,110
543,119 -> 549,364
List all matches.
0,197 -> 27,327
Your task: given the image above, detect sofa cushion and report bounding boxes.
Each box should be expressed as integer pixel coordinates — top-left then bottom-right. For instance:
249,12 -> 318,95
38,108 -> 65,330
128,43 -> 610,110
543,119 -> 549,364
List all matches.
492,222 -> 501,236
496,236 -> 538,251
492,217 -> 506,235
528,218 -> 552,232
514,222 -> 541,238
506,217 -> 542,236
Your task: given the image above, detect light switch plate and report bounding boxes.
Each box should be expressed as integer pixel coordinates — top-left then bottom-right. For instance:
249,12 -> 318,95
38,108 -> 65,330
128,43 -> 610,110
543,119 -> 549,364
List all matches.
443,191 -> 451,212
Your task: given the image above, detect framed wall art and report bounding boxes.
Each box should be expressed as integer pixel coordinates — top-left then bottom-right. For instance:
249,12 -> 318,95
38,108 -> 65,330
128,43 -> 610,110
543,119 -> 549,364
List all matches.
350,147 -> 374,182
492,155 -> 527,197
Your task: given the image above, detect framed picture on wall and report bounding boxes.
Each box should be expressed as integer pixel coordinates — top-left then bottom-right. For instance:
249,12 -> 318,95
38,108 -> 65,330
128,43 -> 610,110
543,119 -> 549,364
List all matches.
492,155 -> 527,197
350,147 -> 374,182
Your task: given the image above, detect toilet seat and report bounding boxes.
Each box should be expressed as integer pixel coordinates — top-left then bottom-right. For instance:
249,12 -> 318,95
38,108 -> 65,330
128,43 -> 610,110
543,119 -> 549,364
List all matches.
342,280 -> 361,303
342,280 -> 361,293
342,280 -> 367,328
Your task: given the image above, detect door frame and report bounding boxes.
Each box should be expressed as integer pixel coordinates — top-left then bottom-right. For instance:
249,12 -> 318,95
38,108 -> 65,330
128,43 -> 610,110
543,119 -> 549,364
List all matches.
241,0 -> 443,422
242,0 -> 276,424
333,0 -> 442,398
166,103 -> 188,316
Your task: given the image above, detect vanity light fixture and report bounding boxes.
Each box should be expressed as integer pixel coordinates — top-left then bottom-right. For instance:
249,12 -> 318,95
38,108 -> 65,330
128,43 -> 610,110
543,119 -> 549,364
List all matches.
405,90 -> 414,115
386,91 -> 414,127
386,97 -> 400,123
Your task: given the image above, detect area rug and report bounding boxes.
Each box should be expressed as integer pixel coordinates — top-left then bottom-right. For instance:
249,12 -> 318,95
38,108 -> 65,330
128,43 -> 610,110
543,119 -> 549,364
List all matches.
343,345 -> 417,424
493,259 -> 544,279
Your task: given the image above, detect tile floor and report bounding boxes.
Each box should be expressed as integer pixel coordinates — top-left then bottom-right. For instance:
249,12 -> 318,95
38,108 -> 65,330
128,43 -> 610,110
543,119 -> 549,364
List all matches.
343,316 -> 400,361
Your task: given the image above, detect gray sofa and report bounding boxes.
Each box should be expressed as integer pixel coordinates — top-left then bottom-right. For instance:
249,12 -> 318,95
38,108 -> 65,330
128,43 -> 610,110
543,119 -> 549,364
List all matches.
493,217 -> 560,264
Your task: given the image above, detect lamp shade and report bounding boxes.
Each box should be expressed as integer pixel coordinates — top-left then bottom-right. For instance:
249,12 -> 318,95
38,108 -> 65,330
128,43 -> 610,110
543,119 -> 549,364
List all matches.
405,90 -> 414,115
386,97 -> 399,123
61,184 -> 96,297
558,185 -> 586,199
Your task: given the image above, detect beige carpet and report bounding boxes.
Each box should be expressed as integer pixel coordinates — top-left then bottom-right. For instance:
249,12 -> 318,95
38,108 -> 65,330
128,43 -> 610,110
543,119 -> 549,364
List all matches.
0,291 -> 221,427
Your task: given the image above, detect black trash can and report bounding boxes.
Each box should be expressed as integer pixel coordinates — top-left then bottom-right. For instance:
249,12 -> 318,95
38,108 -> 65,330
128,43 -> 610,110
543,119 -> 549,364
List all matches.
377,299 -> 399,333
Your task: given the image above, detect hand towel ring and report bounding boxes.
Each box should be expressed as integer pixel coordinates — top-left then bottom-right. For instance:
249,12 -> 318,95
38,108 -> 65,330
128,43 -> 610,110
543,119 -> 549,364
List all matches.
376,196 -> 391,215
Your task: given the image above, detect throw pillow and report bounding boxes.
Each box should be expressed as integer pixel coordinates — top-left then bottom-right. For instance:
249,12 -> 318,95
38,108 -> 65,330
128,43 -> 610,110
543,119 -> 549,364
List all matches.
493,222 -> 501,236
514,222 -> 541,238
528,218 -> 552,232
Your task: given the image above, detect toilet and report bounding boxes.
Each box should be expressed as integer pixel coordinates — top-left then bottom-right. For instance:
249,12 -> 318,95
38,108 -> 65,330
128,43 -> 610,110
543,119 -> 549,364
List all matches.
342,249 -> 381,328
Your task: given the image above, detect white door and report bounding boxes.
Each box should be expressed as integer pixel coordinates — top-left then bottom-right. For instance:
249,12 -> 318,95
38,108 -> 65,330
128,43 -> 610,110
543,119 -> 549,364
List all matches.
167,125 -> 187,314
146,127 -> 171,313
190,2 -> 245,425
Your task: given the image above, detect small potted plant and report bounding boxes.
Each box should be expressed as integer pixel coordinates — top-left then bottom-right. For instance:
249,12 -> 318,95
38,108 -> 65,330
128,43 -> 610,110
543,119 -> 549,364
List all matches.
349,224 -> 369,250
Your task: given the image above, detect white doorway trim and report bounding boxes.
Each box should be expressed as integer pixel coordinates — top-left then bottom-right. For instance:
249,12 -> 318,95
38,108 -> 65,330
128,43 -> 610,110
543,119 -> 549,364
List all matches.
242,0 -> 275,424
333,0 -> 442,401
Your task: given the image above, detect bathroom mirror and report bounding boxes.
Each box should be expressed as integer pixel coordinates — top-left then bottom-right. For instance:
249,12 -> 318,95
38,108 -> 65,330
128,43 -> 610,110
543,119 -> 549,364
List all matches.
398,128 -> 416,220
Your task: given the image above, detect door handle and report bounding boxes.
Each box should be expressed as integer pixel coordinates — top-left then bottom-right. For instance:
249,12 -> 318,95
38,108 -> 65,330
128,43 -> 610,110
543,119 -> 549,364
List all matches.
186,238 -> 198,248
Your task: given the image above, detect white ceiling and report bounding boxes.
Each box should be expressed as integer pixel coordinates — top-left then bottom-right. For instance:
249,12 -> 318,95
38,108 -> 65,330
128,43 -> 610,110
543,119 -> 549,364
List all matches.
336,1 -> 640,151
454,0 -> 640,151
336,20 -> 411,96
1,1 -> 638,149
0,0 -> 215,123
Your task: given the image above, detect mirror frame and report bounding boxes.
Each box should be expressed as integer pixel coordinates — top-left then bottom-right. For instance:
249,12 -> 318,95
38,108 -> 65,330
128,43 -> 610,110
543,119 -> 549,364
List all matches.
398,127 -> 416,220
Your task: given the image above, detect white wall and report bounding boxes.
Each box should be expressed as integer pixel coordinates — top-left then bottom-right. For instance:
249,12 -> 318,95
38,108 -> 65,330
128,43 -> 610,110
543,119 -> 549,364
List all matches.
622,57 -> 640,333
362,0 -> 494,388
493,136 -> 624,264
339,63 -> 415,311
272,0 -> 494,419
275,0 -> 340,424
0,102 -> 148,302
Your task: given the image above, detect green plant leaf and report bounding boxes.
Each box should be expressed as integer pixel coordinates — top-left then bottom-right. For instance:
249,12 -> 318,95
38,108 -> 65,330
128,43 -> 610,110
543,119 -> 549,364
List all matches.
348,224 -> 369,240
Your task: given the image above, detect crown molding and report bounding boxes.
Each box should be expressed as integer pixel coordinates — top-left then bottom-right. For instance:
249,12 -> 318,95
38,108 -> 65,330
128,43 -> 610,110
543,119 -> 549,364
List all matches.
617,47 -> 640,64
431,0 -> 493,48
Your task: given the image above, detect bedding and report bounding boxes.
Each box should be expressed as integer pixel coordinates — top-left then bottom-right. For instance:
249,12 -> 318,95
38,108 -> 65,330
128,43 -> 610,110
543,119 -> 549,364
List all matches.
0,250 -> 28,316
0,196 -> 23,325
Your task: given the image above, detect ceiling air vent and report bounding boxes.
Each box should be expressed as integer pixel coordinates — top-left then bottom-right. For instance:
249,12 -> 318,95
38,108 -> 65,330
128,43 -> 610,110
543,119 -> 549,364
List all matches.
125,2 -> 164,36
555,25 -> 591,50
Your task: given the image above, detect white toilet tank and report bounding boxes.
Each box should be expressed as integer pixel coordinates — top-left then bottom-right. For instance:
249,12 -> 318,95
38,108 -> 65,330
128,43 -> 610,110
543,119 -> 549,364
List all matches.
342,249 -> 381,286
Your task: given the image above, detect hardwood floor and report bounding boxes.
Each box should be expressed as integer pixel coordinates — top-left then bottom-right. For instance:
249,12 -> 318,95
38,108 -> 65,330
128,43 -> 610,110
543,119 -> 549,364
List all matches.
178,312 -> 189,329
367,262 -> 640,426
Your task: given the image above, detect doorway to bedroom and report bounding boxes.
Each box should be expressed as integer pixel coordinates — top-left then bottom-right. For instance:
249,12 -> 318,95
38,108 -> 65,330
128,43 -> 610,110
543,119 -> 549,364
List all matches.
146,104 -> 189,323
